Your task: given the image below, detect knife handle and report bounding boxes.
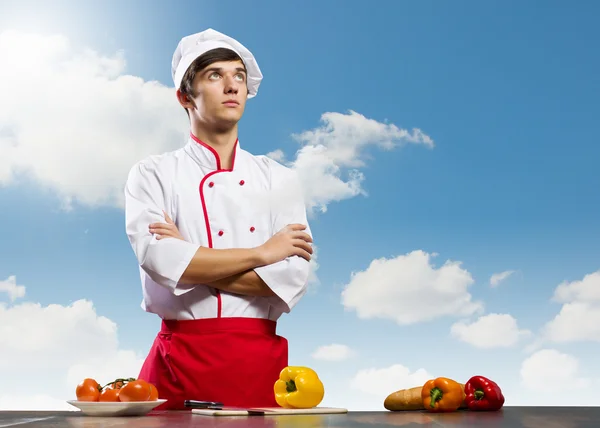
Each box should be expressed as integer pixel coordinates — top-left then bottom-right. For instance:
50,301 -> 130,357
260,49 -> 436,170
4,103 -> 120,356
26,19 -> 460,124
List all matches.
184,400 -> 224,408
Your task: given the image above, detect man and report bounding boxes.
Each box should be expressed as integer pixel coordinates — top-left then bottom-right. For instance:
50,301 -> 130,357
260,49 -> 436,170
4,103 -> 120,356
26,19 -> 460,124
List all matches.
124,28 -> 313,411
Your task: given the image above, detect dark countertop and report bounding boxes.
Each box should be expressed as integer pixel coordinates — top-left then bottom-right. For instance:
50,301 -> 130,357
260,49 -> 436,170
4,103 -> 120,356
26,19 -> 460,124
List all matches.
1,407 -> 599,427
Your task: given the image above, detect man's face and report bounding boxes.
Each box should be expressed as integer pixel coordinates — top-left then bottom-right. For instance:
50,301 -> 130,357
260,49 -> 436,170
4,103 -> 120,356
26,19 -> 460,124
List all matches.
184,60 -> 248,129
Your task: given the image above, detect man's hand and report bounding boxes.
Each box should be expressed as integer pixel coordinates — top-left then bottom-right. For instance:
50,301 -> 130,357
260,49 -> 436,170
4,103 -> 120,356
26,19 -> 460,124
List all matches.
149,211 -> 184,241
256,223 -> 313,265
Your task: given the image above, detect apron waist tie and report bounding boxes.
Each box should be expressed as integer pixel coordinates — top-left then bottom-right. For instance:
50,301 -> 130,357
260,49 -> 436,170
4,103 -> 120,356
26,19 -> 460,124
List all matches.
161,316 -> 277,335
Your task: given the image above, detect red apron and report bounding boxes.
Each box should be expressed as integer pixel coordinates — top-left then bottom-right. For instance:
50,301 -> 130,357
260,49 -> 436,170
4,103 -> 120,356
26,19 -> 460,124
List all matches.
137,316 -> 288,410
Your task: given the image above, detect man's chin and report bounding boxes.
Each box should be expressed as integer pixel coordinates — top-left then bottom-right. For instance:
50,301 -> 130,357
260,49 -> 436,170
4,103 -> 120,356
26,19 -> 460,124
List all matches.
210,115 -> 242,131
217,112 -> 243,125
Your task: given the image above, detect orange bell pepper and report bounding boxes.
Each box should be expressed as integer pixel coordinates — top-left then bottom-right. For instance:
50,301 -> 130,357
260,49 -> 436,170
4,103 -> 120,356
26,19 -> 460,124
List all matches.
421,377 -> 465,412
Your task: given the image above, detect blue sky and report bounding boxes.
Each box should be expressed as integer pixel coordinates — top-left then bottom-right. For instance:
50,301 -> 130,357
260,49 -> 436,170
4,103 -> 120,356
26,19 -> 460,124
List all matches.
1,0 -> 599,411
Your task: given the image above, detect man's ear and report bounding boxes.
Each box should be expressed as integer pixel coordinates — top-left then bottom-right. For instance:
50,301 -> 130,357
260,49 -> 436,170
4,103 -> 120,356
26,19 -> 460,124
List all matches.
176,89 -> 195,109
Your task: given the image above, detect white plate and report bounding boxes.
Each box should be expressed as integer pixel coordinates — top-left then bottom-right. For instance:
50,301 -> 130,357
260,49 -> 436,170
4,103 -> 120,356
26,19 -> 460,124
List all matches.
66,399 -> 167,416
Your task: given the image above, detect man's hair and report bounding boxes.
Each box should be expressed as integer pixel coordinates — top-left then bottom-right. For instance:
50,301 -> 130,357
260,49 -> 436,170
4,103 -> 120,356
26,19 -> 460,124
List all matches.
179,48 -> 247,116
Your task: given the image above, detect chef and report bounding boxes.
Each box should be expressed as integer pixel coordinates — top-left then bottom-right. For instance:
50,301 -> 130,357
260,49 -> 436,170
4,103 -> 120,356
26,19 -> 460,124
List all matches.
124,28 -> 314,411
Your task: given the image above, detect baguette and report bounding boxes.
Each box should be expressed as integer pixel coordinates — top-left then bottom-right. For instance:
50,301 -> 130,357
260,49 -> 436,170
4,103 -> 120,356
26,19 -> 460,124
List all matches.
384,386 -> 423,411
384,383 -> 467,411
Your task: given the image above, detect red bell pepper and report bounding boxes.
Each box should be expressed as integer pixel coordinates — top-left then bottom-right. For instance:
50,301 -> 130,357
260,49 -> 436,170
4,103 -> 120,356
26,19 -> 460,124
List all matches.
464,375 -> 505,411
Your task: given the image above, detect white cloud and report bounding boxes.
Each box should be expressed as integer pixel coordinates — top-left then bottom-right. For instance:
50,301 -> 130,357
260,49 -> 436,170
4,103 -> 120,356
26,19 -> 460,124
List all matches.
490,270 -> 514,287
273,110 -> 434,215
350,364 -> 433,399
541,270 -> 600,343
0,276 -> 145,410
0,275 -> 26,301
543,302 -> 600,343
307,244 -> 320,289
266,149 -> 285,162
450,313 -> 531,348
311,344 -> 355,361
0,29 -> 188,210
552,270 -> 600,303
0,395 -> 74,412
340,250 -> 483,325
520,349 -> 591,392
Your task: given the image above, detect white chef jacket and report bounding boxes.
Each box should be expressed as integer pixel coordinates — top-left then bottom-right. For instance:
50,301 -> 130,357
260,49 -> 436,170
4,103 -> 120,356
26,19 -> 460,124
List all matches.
124,134 -> 312,321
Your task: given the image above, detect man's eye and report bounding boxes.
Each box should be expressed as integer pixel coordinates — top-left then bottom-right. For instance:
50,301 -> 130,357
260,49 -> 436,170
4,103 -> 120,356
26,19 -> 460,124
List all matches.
209,72 -> 220,79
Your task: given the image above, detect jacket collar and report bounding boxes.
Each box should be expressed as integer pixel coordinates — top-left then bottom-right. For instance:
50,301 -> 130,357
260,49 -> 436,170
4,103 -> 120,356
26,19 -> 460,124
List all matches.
185,132 -> 239,171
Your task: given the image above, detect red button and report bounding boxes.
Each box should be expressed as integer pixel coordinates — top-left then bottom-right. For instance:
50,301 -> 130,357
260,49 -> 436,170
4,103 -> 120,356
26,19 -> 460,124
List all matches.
218,230 -> 224,236
250,226 -> 255,232
239,180 -> 245,185
209,182 -> 214,187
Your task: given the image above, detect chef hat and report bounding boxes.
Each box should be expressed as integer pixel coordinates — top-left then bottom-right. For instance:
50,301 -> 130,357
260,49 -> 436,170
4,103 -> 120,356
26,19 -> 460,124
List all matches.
171,28 -> 263,98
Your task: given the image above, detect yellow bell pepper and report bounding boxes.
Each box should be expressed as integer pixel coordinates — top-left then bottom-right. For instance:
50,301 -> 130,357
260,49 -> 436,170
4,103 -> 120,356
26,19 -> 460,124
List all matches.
274,366 -> 325,408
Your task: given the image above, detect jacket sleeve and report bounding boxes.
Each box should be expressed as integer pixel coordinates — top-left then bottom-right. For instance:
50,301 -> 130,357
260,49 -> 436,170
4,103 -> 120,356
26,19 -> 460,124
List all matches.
253,160 -> 312,314
124,160 -> 200,296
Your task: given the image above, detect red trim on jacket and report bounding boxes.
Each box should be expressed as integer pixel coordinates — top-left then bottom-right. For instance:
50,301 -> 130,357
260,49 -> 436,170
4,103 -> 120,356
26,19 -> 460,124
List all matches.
192,132 -> 238,319
190,132 -> 238,171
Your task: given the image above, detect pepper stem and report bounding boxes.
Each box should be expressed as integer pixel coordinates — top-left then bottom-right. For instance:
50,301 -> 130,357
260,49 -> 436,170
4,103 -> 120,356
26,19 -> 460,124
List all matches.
286,380 -> 297,393
474,389 -> 485,400
430,387 -> 443,408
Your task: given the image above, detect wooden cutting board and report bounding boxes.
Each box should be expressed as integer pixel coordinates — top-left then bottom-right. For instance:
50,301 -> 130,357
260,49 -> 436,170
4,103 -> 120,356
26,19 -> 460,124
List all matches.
192,406 -> 348,416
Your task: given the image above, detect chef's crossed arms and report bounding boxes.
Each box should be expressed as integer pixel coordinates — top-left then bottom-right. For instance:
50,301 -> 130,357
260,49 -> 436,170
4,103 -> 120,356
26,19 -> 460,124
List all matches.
149,209 -> 313,262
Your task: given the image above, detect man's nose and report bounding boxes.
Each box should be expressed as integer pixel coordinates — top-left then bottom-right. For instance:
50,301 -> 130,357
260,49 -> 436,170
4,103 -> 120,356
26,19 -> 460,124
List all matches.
224,76 -> 239,93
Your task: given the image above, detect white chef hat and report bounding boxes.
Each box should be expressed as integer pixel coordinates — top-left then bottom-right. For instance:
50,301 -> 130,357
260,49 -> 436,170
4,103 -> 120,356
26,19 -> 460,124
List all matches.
171,28 -> 263,99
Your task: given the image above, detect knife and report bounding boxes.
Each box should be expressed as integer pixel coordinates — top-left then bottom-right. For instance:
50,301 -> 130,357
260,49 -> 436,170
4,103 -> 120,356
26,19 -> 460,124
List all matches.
184,400 -> 271,414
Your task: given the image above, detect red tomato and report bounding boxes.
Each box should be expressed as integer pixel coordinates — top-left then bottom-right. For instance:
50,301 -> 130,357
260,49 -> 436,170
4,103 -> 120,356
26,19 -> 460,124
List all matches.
118,380 -> 152,402
76,378 -> 100,402
148,383 -> 159,401
99,388 -> 120,402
